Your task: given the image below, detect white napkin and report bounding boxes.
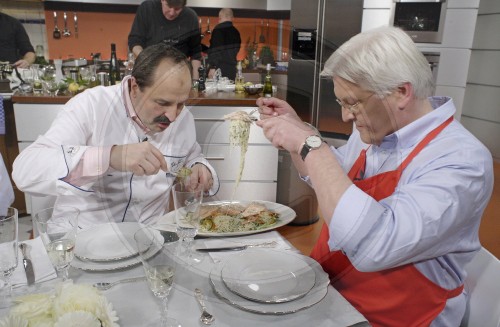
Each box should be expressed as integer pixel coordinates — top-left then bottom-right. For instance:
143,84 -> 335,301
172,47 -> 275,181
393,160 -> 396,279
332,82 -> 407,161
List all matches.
200,231 -> 294,262
11,237 -> 57,288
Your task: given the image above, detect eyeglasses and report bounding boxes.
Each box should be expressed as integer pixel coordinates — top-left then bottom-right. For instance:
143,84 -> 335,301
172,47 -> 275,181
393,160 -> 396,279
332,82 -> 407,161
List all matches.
335,93 -> 375,114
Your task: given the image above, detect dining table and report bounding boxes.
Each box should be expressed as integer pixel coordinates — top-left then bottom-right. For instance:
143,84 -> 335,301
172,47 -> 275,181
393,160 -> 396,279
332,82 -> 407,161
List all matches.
2,230 -> 369,327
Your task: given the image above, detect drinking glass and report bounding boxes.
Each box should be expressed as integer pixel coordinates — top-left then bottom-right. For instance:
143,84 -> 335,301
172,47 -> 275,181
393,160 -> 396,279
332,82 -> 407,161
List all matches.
42,79 -> 60,96
0,207 -> 18,308
134,227 -> 181,327
33,206 -> 79,281
172,180 -> 204,262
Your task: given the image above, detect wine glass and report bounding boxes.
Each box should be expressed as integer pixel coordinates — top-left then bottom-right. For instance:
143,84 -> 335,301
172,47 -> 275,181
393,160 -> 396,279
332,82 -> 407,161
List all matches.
172,180 -> 204,263
134,226 -> 181,327
33,206 -> 79,281
0,207 -> 18,308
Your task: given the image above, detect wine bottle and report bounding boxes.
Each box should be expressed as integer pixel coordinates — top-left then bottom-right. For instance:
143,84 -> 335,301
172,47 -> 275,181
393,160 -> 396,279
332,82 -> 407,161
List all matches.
235,61 -> 245,93
109,43 -> 121,85
263,63 -> 273,97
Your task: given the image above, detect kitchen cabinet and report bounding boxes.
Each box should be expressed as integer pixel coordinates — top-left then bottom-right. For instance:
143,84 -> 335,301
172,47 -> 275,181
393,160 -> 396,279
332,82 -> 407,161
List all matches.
191,106 -> 278,202
13,102 -> 278,213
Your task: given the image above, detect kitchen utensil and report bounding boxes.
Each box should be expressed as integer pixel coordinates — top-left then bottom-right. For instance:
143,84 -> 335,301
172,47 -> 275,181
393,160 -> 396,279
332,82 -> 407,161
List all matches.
194,288 -> 215,325
205,17 -> 211,35
196,241 -> 278,252
63,12 -> 71,37
93,276 -> 145,291
267,20 -> 270,42
19,243 -> 35,285
74,12 -> 78,38
259,20 -> 265,43
0,208 -> 18,308
53,12 -> 61,39
199,18 -> 204,38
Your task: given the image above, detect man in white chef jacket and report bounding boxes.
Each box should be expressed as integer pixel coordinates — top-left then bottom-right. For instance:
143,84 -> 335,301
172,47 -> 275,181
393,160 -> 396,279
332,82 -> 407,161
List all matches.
12,44 -> 219,229
0,153 -> 14,215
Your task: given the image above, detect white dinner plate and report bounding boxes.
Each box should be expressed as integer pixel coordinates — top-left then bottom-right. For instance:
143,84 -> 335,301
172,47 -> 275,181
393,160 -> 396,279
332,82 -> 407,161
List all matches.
209,249 -> 330,315
221,250 -> 316,303
75,222 -> 149,262
71,227 -> 164,272
156,200 -> 296,237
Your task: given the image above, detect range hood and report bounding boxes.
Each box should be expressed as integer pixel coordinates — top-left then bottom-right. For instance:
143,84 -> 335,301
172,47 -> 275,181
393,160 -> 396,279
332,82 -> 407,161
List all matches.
43,0 -> 291,10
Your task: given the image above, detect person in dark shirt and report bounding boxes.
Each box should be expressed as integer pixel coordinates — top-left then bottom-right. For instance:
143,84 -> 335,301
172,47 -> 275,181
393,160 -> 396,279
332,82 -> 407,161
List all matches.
207,8 -> 241,80
0,12 -> 35,68
128,0 -> 202,79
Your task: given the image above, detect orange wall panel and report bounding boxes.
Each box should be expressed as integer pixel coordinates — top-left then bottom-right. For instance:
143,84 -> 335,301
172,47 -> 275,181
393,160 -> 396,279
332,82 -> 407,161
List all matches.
44,10 -> 290,62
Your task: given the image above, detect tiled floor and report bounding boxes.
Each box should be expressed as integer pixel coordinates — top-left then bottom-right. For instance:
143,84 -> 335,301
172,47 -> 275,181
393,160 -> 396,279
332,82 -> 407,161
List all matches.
18,214 -> 33,241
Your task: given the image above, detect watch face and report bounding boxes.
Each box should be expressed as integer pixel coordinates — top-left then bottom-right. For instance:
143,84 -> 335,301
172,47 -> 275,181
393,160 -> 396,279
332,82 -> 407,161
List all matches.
306,135 -> 322,148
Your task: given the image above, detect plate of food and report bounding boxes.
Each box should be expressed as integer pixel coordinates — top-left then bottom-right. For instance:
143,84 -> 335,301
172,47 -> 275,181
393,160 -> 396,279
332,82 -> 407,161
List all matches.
156,200 -> 296,237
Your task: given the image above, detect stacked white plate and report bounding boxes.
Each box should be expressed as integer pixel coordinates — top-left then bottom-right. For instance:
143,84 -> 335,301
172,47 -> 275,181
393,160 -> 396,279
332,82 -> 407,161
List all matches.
71,222 -> 163,271
209,249 -> 330,314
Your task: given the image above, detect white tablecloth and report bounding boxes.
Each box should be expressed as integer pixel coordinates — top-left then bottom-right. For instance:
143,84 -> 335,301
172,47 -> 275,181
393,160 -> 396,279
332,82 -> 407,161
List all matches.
2,232 -> 369,327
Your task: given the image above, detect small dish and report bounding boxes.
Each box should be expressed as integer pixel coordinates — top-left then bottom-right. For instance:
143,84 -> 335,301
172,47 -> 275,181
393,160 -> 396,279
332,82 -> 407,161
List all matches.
244,84 -> 263,95
75,222 -> 149,262
221,249 -> 316,303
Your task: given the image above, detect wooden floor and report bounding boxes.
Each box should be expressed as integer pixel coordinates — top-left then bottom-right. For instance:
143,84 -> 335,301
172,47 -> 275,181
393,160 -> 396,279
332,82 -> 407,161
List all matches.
279,160 -> 500,259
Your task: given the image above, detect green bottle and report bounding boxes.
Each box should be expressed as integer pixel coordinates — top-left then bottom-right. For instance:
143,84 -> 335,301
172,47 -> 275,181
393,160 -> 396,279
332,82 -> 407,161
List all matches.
263,63 -> 273,97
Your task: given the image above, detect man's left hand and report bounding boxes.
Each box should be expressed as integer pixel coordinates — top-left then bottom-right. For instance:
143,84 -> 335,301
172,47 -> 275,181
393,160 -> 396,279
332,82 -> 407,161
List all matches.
188,163 -> 213,193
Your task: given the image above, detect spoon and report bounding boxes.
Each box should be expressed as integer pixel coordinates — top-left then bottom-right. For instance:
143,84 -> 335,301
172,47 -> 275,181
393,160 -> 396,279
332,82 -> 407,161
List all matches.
93,276 -> 145,291
194,288 -> 215,325
53,12 -> 61,39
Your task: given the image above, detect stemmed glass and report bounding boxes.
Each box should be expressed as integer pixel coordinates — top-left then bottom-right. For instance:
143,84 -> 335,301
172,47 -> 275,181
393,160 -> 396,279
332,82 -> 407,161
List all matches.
33,206 -> 79,281
134,226 -> 181,327
0,207 -> 18,308
172,180 -> 204,263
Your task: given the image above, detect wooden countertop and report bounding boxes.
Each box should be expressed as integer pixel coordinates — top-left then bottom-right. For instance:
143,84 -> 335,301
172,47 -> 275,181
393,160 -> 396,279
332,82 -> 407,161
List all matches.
12,88 -> 286,106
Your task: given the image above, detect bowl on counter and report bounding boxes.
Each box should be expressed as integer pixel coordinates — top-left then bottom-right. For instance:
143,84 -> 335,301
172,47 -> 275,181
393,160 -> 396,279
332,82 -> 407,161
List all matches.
244,84 -> 263,95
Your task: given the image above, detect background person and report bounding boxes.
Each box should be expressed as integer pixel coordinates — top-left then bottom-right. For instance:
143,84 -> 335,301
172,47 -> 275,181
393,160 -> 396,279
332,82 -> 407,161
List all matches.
0,12 -> 35,68
128,0 -> 202,79
0,153 -> 14,216
13,44 -> 219,229
255,26 -> 494,326
207,8 -> 241,80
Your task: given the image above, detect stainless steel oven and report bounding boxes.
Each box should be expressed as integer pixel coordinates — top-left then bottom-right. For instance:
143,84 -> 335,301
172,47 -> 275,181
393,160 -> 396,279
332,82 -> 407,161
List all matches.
393,0 -> 447,43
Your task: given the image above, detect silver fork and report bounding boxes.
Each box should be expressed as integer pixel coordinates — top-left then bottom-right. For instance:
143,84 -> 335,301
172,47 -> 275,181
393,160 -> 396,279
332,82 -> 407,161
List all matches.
93,276 -> 145,291
194,288 -> 215,325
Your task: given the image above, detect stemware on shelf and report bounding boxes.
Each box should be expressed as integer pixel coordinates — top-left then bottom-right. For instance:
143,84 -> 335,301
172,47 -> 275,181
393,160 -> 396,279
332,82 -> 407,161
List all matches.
172,180 -> 204,263
0,207 -> 18,308
33,206 -> 79,281
134,226 -> 181,327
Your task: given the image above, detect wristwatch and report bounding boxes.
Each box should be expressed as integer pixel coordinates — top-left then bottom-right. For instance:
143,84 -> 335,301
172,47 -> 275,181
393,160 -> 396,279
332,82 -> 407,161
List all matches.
300,135 -> 323,161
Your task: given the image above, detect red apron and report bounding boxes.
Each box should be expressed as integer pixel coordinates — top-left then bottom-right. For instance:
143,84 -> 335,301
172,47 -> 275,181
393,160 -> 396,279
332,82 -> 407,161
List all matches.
310,117 -> 462,327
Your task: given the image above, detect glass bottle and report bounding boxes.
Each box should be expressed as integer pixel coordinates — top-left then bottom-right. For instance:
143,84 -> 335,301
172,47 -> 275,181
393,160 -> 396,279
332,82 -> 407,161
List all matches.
31,64 -> 43,95
235,61 -> 245,93
198,66 -> 206,92
263,63 -> 273,97
125,52 -> 134,76
109,43 -> 121,85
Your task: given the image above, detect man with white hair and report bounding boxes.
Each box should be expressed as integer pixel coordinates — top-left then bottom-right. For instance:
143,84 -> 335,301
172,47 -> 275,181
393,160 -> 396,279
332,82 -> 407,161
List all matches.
256,26 -> 493,326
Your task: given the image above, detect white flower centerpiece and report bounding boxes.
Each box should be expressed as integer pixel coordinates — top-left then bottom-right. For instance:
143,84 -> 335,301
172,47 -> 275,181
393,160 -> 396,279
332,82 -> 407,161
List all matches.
0,281 -> 119,327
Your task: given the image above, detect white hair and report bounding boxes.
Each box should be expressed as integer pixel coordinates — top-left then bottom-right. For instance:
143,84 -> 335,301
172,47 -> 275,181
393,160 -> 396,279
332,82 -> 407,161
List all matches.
321,26 -> 434,99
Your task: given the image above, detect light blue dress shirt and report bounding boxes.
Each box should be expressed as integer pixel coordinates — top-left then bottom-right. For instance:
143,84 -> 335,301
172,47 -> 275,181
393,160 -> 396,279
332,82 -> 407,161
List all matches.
320,97 -> 493,326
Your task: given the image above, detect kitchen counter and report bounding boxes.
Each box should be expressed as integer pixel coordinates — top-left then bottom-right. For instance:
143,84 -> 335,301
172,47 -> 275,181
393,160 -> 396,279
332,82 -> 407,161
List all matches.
11,88 -> 286,106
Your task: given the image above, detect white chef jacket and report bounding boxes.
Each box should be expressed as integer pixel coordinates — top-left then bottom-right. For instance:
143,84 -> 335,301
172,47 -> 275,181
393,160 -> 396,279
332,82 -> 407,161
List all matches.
12,83 -> 219,229
0,152 -> 14,215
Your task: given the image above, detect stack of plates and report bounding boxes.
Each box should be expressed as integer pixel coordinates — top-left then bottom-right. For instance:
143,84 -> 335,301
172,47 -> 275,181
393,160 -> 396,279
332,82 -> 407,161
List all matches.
71,222 -> 163,271
209,249 -> 330,314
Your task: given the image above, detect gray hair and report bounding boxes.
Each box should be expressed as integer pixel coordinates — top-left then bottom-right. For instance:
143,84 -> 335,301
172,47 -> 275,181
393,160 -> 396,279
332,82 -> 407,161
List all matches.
132,43 -> 192,90
321,26 -> 434,99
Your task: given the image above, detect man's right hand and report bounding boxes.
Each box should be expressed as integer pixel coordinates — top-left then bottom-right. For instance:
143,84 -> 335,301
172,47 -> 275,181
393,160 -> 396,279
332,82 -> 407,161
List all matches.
110,142 -> 168,176
256,97 -> 300,121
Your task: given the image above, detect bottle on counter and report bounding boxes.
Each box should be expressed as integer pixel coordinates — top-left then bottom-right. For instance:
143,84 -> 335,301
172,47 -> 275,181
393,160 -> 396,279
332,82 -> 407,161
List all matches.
109,43 -> 121,85
125,52 -> 134,76
235,61 -> 245,93
198,66 -> 206,92
263,63 -> 273,97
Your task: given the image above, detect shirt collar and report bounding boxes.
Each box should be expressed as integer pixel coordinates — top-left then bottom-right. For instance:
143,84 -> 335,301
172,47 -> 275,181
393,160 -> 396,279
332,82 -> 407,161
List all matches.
378,96 -> 456,150
121,75 -> 151,134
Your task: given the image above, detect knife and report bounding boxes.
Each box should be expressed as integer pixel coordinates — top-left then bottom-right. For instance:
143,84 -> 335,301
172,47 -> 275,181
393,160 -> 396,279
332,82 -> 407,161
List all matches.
196,245 -> 247,252
19,243 -> 35,285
